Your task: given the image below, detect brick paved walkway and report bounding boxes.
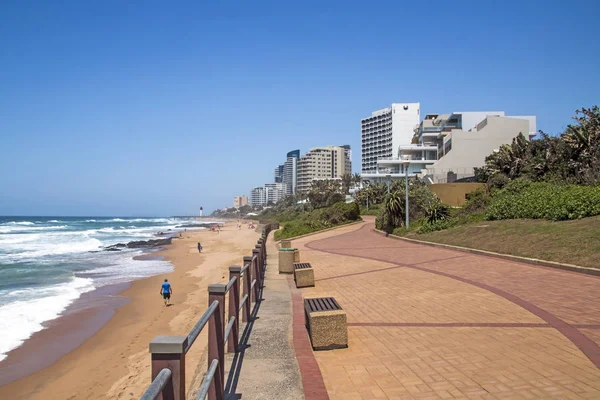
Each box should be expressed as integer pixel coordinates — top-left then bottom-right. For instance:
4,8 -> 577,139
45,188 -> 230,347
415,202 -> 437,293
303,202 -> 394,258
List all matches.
291,219 -> 600,400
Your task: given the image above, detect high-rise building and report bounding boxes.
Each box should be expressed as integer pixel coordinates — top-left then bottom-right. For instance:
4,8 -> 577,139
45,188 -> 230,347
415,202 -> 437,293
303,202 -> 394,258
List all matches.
274,164 -> 284,183
283,149 -> 299,195
249,187 -> 266,206
361,103 -> 420,177
233,195 -> 248,208
297,145 -> 352,193
264,182 -> 286,204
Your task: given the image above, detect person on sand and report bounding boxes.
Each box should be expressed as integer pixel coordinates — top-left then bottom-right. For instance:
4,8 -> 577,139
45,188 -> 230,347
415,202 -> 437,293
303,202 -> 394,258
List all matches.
160,279 -> 172,306
197,242 -> 202,253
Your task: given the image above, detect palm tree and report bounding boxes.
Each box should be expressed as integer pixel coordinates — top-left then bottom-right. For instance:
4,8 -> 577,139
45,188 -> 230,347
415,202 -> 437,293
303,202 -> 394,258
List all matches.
352,173 -> 362,187
340,173 -> 353,194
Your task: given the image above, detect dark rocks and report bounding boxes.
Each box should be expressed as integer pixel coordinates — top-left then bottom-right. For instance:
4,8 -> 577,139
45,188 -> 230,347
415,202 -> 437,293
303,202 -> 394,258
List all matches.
103,238 -> 172,251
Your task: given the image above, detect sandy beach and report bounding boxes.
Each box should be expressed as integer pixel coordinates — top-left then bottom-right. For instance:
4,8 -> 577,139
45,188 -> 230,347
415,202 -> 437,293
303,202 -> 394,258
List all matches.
0,221 -> 259,399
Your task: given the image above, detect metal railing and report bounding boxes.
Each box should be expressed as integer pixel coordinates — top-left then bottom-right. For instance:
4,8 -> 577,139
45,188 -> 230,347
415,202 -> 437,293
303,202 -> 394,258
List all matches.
140,223 -> 275,400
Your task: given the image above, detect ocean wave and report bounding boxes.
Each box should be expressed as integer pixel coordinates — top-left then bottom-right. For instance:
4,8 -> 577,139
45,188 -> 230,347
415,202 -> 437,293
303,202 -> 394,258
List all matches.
0,277 -> 95,361
48,220 -> 61,223
85,219 -> 96,223
0,238 -> 103,261
0,225 -> 69,234
2,221 -> 35,226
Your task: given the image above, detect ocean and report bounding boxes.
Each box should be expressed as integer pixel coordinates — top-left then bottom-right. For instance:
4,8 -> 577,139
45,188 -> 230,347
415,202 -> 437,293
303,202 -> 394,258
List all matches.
0,216 -> 206,361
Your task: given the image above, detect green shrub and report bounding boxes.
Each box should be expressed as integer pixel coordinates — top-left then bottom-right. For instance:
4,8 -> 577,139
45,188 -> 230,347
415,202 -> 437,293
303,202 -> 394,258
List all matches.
485,180 -> 600,221
424,199 -> 451,224
417,219 -> 456,234
486,174 -> 510,192
274,201 -> 361,240
462,188 -> 491,213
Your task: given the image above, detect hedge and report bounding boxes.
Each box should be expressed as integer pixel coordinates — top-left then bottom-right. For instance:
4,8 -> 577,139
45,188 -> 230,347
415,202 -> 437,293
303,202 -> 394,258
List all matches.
485,180 -> 600,221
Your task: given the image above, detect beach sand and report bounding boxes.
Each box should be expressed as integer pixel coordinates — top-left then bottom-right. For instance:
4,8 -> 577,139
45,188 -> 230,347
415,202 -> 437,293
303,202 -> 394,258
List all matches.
0,222 -> 259,399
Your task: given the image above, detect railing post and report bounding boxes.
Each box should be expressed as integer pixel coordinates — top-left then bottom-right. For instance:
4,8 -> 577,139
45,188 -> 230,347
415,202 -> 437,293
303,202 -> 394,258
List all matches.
255,244 -> 263,277
252,249 -> 261,294
228,266 -> 241,353
258,238 -> 265,268
208,284 -> 226,400
243,256 -> 253,321
149,335 -> 188,400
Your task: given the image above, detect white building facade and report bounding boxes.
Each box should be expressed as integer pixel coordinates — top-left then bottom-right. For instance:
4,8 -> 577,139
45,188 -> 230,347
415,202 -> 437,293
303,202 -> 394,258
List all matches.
373,110 -> 537,183
361,103 -> 420,178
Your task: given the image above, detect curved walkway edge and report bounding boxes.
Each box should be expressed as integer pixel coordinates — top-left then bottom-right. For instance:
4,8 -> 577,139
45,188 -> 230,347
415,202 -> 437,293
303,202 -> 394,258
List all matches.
378,229 -> 600,277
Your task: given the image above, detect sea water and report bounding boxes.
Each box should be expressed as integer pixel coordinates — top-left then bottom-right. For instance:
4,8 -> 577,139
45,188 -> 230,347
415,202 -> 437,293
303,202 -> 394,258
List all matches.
0,216 -> 197,361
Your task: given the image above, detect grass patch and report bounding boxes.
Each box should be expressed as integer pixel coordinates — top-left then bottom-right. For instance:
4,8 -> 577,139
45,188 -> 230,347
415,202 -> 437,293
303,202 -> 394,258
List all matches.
404,216 -> 600,268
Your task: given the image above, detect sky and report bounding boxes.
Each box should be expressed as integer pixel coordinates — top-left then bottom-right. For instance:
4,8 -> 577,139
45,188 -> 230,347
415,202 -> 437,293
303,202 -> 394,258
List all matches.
0,0 -> 599,216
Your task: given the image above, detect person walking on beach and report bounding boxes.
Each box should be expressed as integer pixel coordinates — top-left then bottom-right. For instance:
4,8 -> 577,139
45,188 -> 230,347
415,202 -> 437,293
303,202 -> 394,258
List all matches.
197,242 -> 202,253
160,279 -> 172,306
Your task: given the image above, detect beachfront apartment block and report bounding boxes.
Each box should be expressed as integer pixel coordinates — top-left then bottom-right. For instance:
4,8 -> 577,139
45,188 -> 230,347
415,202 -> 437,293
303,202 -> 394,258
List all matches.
283,150 -> 299,195
250,183 -> 286,206
297,145 -> 352,193
233,195 -> 248,208
361,103 -> 421,178
370,111 -> 536,183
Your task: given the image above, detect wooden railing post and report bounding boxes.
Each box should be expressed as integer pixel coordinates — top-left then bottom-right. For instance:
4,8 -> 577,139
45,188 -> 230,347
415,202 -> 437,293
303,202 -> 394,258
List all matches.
149,335 -> 188,400
228,266 -> 241,353
208,284 -> 226,400
252,249 -> 261,294
242,256 -> 253,321
255,244 -> 263,278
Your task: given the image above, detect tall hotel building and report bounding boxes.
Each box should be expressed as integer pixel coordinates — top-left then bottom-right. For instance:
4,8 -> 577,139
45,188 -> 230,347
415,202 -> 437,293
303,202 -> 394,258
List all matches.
361,103 -> 420,181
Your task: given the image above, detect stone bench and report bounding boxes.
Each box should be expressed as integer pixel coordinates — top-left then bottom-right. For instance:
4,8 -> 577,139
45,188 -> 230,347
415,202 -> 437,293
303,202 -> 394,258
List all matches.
304,297 -> 348,350
294,262 -> 314,288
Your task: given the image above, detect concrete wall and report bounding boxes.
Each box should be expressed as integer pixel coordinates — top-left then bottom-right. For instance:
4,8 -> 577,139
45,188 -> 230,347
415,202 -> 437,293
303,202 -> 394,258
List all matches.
431,116 -> 530,172
391,103 -> 420,157
430,183 -> 485,206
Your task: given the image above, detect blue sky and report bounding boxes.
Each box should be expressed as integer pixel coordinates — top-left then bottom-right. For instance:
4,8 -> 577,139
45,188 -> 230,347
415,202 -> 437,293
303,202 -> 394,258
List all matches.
1,0 -> 599,216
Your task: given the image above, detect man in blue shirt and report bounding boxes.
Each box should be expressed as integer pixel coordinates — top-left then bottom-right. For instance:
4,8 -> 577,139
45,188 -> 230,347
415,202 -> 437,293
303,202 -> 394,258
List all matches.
160,279 -> 172,306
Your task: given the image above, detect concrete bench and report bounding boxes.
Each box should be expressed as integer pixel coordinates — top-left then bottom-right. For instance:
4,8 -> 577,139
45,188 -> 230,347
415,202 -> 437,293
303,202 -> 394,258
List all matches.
280,239 -> 292,249
294,262 -> 314,288
304,297 -> 348,350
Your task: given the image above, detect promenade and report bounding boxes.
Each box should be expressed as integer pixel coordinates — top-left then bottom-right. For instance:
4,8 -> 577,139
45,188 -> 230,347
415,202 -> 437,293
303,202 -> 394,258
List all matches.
259,217 -> 600,399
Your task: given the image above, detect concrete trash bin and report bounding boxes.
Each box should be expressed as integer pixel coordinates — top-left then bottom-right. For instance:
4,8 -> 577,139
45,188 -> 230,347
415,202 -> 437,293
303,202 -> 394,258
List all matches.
294,248 -> 300,262
278,248 -> 295,274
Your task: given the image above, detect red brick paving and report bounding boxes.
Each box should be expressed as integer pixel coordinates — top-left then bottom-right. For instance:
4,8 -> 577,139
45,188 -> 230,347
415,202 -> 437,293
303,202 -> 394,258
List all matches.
289,220 -> 600,399
289,275 -> 330,400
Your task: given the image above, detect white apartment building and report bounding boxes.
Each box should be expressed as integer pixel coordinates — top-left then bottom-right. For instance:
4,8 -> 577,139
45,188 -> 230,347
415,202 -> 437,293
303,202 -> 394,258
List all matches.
250,183 -> 286,206
373,111 -> 537,183
297,145 -> 352,193
250,186 -> 266,206
265,183 -> 286,204
361,103 -> 421,177
282,149 -> 299,195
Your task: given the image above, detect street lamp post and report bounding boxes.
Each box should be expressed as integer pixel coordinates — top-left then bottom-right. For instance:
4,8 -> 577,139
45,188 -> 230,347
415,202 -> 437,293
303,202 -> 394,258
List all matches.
386,174 -> 391,194
402,157 -> 410,229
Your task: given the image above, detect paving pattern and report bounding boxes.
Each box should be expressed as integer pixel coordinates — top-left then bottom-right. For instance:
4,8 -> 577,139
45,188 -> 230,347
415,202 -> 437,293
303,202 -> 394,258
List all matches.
291,219 -> 600,400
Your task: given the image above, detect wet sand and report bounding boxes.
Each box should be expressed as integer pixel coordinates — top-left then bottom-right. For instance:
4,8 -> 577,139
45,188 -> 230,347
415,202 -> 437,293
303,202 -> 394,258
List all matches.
0,222 -> 259,399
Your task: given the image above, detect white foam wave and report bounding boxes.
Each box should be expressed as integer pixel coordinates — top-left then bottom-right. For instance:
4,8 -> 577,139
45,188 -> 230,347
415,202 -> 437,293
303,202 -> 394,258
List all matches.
48,220 -> 61,223
80,253 -> 173,285
3,221 -> 35,226
0,225 -> 69,234
0,277 -> 95,361
0,237 -> 103,261
85,219 -> 96,222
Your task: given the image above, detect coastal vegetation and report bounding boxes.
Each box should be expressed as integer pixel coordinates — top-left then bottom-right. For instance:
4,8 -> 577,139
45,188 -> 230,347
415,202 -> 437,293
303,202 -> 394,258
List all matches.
261,180 -> 361,240
352,105 -> 600,266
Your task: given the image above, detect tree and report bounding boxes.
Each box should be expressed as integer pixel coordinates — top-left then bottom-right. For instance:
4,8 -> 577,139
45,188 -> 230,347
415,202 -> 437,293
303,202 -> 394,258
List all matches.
353,173 -> 362,186
340,173 -> 353,194
307,180 -> 344,209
